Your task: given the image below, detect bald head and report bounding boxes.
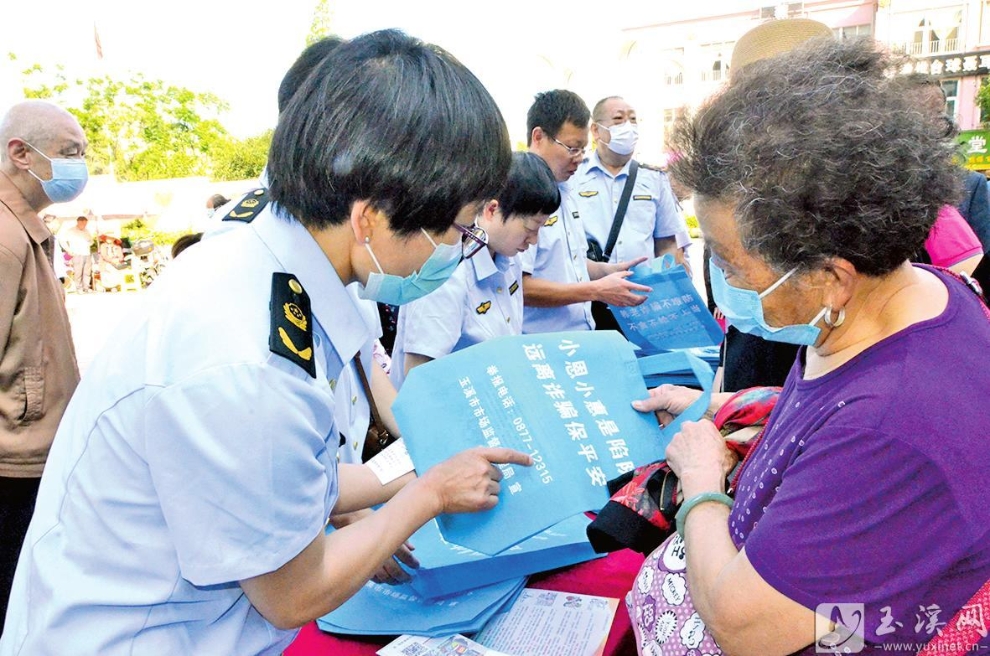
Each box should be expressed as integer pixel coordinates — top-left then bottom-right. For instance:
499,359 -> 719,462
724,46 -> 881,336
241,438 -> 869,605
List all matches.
0,100 -> 86,165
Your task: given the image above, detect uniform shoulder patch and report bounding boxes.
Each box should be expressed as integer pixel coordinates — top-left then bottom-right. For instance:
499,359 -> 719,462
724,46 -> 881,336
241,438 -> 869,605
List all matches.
270,272 -> 316,377
475,300 -> 492,315
544,215 -> 559,227
578,190 -> 599,198
509,280 -> 520,295
632,194 -> 653,201
223,188 -> 270,223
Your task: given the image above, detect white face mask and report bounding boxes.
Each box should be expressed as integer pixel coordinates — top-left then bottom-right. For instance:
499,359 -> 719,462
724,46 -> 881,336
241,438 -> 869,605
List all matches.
600,121 -> 639,156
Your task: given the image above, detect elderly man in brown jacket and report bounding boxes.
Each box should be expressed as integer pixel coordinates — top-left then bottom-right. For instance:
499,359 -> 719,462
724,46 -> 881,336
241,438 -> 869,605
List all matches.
0,100 -> 87,635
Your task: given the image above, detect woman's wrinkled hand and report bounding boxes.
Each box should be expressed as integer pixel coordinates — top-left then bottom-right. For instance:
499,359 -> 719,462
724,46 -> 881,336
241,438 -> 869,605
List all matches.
632,384 -> 703,427
665,420 -> 737,495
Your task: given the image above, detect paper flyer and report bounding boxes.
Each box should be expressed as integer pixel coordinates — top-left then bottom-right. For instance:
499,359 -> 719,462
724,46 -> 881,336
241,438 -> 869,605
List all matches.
474,588 -> 619,656
379,634 -> 513,656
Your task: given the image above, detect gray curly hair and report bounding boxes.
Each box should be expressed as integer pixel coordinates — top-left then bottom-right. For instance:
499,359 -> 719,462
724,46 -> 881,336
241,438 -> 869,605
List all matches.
670,37 -> 961,277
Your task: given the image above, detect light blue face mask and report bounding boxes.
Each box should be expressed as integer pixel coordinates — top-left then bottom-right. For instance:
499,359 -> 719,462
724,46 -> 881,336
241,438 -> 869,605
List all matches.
24,141 -> 89,204
709,261 -> 828,346
358,229 -> 462,306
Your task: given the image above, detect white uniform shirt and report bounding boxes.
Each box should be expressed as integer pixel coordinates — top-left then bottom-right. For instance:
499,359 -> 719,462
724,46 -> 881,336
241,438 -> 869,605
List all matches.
390,248 -> 523,390
58,224 -> 92,257
519,183 -> 595,334
333,285 -> 383,464
1,206 -> 365,656
572,152 -> 688,263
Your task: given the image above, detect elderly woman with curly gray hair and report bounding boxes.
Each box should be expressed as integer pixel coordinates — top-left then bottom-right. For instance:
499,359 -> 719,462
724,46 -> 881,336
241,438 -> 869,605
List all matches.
627,35 -> 990,656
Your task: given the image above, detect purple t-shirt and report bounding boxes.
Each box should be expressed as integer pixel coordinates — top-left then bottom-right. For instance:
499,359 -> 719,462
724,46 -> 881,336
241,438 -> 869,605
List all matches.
730,268 -> 990,654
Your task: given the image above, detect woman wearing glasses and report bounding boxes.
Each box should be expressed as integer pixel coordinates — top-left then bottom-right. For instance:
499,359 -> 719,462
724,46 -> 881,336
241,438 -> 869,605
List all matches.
2,31 -> 534,656
390,152 -> 560,390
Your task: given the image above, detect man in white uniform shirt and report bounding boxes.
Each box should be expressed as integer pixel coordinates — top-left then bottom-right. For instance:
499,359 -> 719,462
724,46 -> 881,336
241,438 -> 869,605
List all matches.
520,90 -> 650,335
572,96 -> 691,330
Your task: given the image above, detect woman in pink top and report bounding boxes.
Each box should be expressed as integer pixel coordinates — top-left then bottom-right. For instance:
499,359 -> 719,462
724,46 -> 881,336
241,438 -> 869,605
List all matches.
926,204 -> 984,274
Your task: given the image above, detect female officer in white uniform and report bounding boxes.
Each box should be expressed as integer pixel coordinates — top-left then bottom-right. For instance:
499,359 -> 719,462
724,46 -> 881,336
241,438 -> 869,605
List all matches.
1,30 -> 531,656
391,153 -> 560,389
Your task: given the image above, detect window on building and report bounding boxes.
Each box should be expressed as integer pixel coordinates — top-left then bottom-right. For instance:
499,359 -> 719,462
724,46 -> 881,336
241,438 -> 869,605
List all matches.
833,24 -> 873,40
700,42 -> 733,83
662,50 -> 685,86
942,79 -> 960,119
908,9 -> 962,55
760,6 -> 775,19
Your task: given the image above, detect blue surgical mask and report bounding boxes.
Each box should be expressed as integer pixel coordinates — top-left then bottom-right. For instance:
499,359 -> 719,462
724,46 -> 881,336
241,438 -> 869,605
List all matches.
24,141 -> 89,203
358,229 -> 461,305
709,261 -> 828,346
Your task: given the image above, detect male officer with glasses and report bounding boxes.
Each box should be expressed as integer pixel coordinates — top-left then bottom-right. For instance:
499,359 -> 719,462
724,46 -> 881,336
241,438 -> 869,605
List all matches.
571,95 -> 690,331
520,90 -> 650,335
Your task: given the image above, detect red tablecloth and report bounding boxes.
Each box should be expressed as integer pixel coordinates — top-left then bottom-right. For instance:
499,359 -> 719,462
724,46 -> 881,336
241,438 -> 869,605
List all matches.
285,548 -> 645,656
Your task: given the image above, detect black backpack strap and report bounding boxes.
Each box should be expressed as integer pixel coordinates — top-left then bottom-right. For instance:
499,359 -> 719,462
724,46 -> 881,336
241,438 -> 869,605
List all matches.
603,160 -> 639,261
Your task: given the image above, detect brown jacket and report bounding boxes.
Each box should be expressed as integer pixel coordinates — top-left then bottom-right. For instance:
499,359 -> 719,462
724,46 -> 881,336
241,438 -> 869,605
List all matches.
0,171 -> 79,477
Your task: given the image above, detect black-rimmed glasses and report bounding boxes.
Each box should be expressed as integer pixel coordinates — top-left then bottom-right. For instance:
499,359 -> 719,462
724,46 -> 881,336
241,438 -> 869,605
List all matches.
453,223 -> 489,259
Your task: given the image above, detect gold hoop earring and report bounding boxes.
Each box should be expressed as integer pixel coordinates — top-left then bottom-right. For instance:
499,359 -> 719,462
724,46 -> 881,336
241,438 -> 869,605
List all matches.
824,306 -> 845,328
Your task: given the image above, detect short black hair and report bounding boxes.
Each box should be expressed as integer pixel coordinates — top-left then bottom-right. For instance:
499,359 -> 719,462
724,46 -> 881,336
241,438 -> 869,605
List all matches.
670,37 -> 959,277
207,194 -> 229,210
526,90 -> 590,146
268,29 -> 511,235
497,152 -> 560,221
277,36 -> 346,114
171,232 -> 203,259
591,96 -> 623,123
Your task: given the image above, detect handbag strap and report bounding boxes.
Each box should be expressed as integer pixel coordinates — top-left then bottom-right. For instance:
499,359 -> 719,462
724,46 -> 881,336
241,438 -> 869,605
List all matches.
352,352 -> 387,437
602,160 -> 639,261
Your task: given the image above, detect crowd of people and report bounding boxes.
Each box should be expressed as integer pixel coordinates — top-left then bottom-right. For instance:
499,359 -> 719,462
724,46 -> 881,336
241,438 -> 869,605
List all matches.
0,16 -> 988,656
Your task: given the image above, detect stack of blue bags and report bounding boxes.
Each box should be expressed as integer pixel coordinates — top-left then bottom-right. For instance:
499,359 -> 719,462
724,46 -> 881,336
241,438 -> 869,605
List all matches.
318,513 -> 601,637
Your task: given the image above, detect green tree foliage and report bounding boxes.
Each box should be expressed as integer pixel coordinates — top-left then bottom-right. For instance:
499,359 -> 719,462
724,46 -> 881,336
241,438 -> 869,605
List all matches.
19,61 -> 238,181
210,130 -> 272,181
978,78 -> 990,127
307,0 -> 335,46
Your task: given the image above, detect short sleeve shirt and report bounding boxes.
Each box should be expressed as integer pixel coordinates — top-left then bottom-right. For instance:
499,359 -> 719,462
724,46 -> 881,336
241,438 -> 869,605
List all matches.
925,204 -> 983,268
1,206 -> 368,656
730,268 -> 990,653
572,153 -> 687,263
391,248 -> 523,389
519,183 -> 595,333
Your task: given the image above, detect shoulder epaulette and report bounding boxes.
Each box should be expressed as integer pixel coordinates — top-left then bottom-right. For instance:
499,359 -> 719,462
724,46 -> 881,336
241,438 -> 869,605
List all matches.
637,161 -> 665,172
269,272 -> 316,377
222,188 -> 269,223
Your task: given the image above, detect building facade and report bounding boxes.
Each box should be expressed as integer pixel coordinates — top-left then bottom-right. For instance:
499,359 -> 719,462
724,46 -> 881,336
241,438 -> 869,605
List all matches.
620,0 -> 990,164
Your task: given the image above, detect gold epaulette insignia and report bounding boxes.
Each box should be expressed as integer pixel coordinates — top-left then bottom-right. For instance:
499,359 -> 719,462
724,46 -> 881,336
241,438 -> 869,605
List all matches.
269,272 -> 315,377
222,188 -> 270,223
